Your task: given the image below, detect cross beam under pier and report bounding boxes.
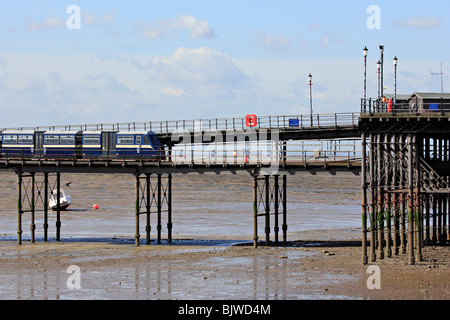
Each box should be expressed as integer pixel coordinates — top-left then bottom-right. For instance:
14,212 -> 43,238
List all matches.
134,173 -> 172,246
252,175 -> 287,247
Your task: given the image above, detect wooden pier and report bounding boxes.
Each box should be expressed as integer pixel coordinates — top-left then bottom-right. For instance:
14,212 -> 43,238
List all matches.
360,113 -> 450,265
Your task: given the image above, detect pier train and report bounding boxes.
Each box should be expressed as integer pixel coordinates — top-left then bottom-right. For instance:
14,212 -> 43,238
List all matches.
0,130 -> 164,159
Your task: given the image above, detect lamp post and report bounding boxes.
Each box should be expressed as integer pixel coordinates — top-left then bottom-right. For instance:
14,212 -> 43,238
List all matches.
363,47 -> 368,111
393,56 -> 398,105
308,73 -> 313,126
377,60 -> 381,111
379,45 -> 384,99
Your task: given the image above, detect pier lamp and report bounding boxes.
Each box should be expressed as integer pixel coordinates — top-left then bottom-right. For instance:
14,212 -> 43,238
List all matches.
363,47 -> 368,109
377,60 -> 381,107
379,45 -> 384,99
308,73 -> 313,126
393,56 -> 398,104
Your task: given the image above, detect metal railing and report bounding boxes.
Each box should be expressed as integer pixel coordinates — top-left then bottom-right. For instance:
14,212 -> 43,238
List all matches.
361,98 -> 450,114
1,112 -> 359,134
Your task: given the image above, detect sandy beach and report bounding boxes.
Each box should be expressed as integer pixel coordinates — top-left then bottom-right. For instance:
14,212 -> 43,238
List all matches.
0,171 -> 448,300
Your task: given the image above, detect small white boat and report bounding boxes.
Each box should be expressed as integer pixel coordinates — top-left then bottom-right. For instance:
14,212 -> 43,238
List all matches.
49,189 -> 71,211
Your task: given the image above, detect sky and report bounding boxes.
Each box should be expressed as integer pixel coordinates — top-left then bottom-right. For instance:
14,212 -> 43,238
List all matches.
0,0 -> 449,127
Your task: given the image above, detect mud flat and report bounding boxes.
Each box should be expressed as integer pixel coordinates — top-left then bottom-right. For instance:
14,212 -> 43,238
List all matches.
0,171 -> 448,300
0,229 -> 448,300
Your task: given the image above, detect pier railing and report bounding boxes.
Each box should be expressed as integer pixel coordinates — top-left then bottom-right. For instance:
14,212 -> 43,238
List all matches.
361,98 -> 450,114
1,112 -> 359,134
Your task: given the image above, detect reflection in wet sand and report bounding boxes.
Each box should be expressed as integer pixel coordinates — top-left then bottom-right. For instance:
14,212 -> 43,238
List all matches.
0,171 -> 361,299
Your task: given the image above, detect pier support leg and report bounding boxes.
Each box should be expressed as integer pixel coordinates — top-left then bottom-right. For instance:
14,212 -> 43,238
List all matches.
30,173 -> 35,243
44,173 -> 48,241
274,175 -> 279,245
135,174 -> 140,246
17,172 -> 22,245
361,133 -> 368,264
282,175 -> 287,244
253,175 -> 258,248
369,134 -> 377,262
56,172 -> 61,241
157,174 -> 162,244
146,174 -> 151,245
407,135 -> 415,265
167,174 -> 172,243
265,175 -> 270,246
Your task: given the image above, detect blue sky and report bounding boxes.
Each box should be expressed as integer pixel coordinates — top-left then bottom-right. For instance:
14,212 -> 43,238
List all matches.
0,0 -> 449,127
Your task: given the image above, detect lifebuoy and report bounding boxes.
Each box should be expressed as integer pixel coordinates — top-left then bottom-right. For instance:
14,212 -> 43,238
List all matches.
245,114 -> 257,127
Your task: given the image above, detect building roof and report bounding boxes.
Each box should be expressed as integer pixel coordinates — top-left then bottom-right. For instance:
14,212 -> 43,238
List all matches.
411,92 -> 450,99
384,94 -> 411,101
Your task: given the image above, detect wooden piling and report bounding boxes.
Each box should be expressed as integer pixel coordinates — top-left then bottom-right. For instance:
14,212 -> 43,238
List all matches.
407,135 -> 415,265
361,132 -> 368,264
369,134 -> 376,262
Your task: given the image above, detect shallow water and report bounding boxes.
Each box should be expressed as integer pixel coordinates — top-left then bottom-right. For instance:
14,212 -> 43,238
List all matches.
0,171 -> 361,241
0,171 -> 361,300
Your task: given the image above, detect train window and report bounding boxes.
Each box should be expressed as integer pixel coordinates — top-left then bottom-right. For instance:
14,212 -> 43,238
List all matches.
150,135 -> 160,146
60,135 -> 75,144
18,135 -> 33,144
136,136 -> 142,145
44,135 -> 59,144
83,135 -> 100,145
142,135 -> 150,145
3,135 -> 17,144
117,136 -> 134,145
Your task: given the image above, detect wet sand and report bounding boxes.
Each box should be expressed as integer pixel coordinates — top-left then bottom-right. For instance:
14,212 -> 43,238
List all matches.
0,171 -> 448,300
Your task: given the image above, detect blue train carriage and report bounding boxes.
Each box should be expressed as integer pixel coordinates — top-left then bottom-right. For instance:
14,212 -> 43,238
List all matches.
115,131 -> 163,159
43,131 -> 82,159
81,131 -> 103,158
1,130 -> 45,158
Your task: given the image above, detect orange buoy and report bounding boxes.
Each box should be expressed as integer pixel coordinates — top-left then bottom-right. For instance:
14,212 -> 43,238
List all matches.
93,204 -> 99,210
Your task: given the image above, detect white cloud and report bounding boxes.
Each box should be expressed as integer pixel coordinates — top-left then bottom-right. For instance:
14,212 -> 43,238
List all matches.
136,15 -> 215,40
161,87 -> 185,97
252,31 -> 292,54
307,23 -> 345,48
171,15 -> 215,39
0,56 -> 6,69
26,16 -> 65,31
148,47 -> 249,86
395,16 -> 443,29
83,11 -> 114,26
